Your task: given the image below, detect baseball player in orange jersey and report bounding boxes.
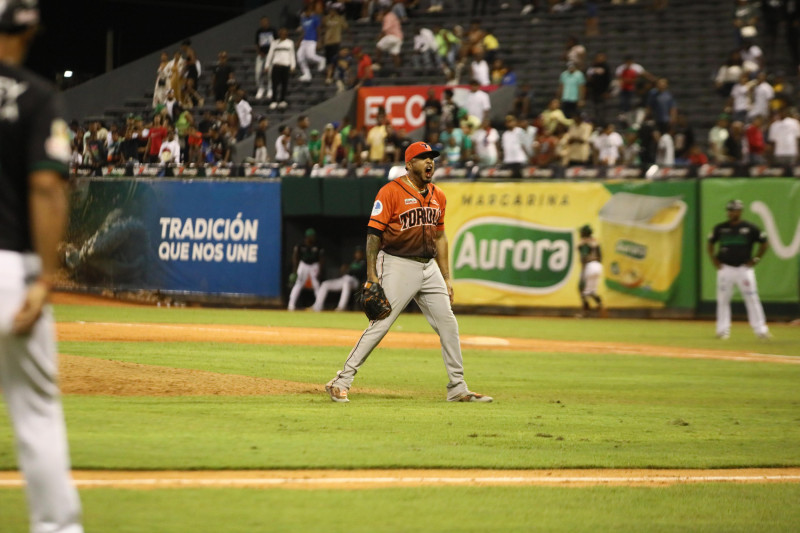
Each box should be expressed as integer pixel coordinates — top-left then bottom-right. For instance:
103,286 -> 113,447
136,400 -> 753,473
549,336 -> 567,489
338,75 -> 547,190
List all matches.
325,141 -> 493,403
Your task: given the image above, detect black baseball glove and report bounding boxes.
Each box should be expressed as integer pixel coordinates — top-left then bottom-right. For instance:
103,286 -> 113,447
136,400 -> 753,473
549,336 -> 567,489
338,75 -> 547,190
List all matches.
358,281 -> 392,321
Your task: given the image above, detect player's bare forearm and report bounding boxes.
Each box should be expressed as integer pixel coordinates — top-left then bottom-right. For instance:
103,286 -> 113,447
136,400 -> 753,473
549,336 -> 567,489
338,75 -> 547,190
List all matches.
706,242 -> 720,268
29,171 -> 68,280
435,230 -> 454,304
365,233 -> 381,282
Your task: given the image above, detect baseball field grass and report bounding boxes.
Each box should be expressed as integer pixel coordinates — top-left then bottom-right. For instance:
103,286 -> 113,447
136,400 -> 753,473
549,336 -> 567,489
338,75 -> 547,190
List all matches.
1,297 -> 799,532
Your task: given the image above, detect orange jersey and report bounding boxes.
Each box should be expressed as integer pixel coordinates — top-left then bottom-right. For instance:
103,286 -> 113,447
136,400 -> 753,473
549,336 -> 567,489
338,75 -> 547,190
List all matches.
368,176 -> 446,258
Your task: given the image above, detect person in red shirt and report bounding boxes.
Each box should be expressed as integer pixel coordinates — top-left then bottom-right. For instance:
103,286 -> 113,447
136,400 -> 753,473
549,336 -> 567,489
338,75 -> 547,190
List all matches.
687,144 -> 709,166
746,116 -> 766,164
144,114 -> 168,164
325,142 -> 493,404
353,46 -> 373,88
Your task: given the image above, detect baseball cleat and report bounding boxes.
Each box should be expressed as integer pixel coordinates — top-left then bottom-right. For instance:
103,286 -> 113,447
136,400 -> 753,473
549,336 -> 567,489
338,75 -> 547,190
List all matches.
716,332 -> 730,340
449,391 -> 493,403
325,378 -> 349,403
757,331 -> 772,340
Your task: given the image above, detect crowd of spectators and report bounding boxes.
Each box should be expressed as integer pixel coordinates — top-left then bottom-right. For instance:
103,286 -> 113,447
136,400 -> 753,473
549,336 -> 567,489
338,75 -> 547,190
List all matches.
69,0 -> 800,176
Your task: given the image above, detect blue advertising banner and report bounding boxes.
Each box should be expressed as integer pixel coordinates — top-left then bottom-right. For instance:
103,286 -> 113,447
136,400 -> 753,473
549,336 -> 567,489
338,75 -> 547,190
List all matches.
64,178 -> 281,298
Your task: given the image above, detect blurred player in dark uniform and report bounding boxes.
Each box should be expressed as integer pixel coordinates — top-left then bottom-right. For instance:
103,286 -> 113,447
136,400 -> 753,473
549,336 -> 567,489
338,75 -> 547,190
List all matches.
287,227 -> 324,310
707,199 -> 770,340
0,1 -> 84,531
312,246 -> 366,311
577,224 -> 604,317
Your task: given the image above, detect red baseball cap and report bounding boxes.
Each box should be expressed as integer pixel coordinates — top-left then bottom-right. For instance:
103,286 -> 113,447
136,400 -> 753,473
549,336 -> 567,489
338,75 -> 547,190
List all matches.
405,141 -> 440,163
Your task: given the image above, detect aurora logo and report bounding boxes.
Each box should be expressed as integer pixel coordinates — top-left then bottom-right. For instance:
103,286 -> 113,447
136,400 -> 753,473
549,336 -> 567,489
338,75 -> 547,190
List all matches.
750,201 -> 800,260
452,217 -> 573,294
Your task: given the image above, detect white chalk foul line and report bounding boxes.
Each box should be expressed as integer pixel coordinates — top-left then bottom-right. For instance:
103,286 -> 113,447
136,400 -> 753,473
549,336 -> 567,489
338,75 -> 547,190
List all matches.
2,474 -> 800,489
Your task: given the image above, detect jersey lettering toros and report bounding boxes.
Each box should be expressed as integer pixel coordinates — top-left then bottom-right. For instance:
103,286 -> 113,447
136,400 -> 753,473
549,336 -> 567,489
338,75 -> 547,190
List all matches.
368,176 -> 445,258
708,220 -> 766,266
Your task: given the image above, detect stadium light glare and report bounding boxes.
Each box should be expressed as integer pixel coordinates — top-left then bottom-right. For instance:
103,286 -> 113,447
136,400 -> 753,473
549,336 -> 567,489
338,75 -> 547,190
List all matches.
63,70 -> 73,78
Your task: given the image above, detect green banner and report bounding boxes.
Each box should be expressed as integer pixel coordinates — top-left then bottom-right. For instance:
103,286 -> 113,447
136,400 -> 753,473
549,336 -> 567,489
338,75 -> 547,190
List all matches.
700,179 -> 800,303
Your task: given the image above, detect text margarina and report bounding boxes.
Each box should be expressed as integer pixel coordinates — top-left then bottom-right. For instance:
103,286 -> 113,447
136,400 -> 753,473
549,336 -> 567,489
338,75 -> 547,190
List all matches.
459,193 -> 570,207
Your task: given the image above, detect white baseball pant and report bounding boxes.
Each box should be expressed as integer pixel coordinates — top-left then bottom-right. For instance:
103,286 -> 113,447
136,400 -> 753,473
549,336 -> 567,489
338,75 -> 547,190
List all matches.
312,274 -> 359,312
330,252 -> 470,400
0,251 -> 83,533
716,264 -> 769,337
581,260 -> 603,296
297,40 -> 325,79
288,261 -> 320,310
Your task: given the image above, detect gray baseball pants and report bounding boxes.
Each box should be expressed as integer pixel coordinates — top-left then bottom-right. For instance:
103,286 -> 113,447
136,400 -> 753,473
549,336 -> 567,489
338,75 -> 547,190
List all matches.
331,251 -> 469,400
0,251 -> 83,533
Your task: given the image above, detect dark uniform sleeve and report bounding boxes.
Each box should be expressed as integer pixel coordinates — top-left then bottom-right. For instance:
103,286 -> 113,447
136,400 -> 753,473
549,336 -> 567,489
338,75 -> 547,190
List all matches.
707,223 -> 720,244
28,91 -> 70,178
754,223 -> 768,243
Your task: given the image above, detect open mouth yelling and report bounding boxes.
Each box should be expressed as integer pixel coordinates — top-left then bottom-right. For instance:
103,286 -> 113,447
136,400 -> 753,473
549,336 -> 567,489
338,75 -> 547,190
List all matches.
424,164 -> 433,179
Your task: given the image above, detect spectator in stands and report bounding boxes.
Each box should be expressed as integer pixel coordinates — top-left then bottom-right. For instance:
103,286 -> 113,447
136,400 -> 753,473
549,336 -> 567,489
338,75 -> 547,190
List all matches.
159,129 -> 181,166
460,20 -> 486,64
502,65 -> 517,86
320,123 -> 342,165
615,56 -> 653,121
353,46 -> 374,88
586,52 -> 611,125
483,27 -> 500,64
460,121 -> 476,163
441,88 -> 460,129
465,80 -> 491,124
253,136 -> 269,164
412,25 -> 438,72
181,78 -> 204,110
748,71 -> 774,120
186,126 -> 204,166
275,125 -> 292,164
672,113 -> 694,164
540,98 -> 572,134
655,128 -> 675,167
593,122 -> 624,166
423,87 -> 442,140
767,107 -> 800,166
512,83 -> 535,119
536,126 -> 561,167
163,89 -> 182,124
293,115 -> 313,168
501,115 -> 530,175
299,6 -> 327,81
715,51 -> 743,97
119,128 -> 140,165
265,27 -> 296,110
144,115 -> 168,164
471,118 -> 499,167
322,3 -> 349,84
518,117 -> 537,164
729,73 -> 752,123
182,48 -> 200,93
563,35 -> 586,71
646,78 -> 677,133
211,51 -> 234,104
367,110 -> 388,163
621,127 -> 641,167
558,61 -> 586,119
375,5 -> 404,70
746,115 -> 766,164
153,52 -> 170,108
165,51 -> 185,102
560,112 -> 592,166
308,129 -> 322,164
708,115 -> 731,164
733,0 -> 758,44
333,46 -> 354,92
255,16 -> 276,100
687,144 -> 708,167
740,38 -> 764,75
470,52 -> 490,86
433,23 -> 460,75
723,121 -> 747,164
235,90 -> 253,141
106,128 -> 122,166
491,59 -> 507,85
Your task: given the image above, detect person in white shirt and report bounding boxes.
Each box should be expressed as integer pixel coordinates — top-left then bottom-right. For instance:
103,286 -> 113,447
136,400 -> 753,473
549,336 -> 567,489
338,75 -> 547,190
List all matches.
593,122 -> 624,166
729,74 -> 751,123
254,136 -> 268,164
501,115 -> 531,173
472,118 -> 500,166
470,53 -> 490,86
748,72 -> 774,120
234,90 -> 253,141
159,129 -> 181,164
656,129 -> 675,167
464,80 -> 491,123
274,125 -> 292,163
412,25 -> 438,70
768,108 -> 800,166
265,27 -> 297,110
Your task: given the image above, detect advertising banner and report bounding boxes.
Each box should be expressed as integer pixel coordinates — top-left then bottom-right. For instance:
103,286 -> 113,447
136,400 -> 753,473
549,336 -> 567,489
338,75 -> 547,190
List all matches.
356,85 -> 497,132
700,178 -> 800,303
438,181 -> 698,309
64,178 -> 282,298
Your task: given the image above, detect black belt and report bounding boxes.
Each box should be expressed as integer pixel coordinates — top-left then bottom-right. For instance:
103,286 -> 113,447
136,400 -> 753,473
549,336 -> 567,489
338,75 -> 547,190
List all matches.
404,256 -> 432,263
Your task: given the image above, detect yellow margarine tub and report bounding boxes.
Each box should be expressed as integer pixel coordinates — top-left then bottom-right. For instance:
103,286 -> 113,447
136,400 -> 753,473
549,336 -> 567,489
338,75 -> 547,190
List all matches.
599,193 -> 687,302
